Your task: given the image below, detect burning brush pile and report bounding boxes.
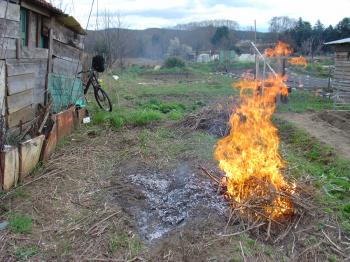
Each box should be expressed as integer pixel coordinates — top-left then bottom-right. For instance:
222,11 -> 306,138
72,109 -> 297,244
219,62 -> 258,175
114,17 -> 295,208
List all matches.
209,42 -> 311,237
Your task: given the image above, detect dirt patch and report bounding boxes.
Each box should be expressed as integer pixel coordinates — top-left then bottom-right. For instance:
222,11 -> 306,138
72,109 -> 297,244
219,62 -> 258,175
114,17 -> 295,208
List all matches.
111,163 -> 226,242
315,110 -> 350,132
181,97 -> 236,137
277,110 -> 350,160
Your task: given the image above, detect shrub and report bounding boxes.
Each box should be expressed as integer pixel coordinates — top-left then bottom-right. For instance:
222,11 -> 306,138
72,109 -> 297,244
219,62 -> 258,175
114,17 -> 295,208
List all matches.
15,245 -> 38,259
143,99 -> 186,113
168,111 -> 183,120
92,111 -> 110,125
125,110 -> 163,126
163,57 -> 185,68
110,114 -> 124,129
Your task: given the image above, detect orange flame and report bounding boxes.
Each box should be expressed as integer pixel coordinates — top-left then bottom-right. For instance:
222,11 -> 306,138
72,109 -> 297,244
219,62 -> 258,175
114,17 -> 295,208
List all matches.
265,41 -> 292,57
288,56 -> 307,67
214,43 -> 297,220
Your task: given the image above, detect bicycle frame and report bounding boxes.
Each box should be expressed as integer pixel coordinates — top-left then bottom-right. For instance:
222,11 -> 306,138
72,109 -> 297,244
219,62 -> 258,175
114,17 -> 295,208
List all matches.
83,70 -> 100,95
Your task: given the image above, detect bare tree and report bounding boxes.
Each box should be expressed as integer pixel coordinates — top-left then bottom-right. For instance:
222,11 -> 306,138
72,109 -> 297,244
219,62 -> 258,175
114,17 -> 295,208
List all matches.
269,16 -> 296,33
167,37 -> 193,59
97,11 -> 129,68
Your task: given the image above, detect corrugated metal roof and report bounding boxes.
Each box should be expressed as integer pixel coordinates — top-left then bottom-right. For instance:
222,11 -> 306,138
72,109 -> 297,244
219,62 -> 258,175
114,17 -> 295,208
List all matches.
324,37 -> 350,45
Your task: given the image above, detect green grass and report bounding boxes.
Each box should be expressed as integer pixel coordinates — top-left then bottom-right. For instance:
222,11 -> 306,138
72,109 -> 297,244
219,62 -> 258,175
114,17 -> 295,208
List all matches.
277,91 -> 333,113
12,189 -> 30,199
92,111 -> 111,125
15,245 -> 38,260
108,233 -> 143,259
275,118 -> 350,232
87,62 -> 236,131
108,233 -> 129,253
124,109 -> 163,126
9,213 -> 33,234
141,98 -> 186,113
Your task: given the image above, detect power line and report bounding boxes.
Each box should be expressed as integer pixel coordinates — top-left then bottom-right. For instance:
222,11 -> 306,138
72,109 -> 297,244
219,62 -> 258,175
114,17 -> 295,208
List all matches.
96,0 -> 99,31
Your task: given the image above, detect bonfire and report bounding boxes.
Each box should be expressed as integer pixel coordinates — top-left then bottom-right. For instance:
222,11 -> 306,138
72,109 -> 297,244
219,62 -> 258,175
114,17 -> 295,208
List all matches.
213,42 -> 306,225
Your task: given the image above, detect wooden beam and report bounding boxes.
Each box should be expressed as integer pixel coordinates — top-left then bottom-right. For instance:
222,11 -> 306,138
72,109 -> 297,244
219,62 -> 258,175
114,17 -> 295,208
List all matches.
0,61 -> 5,116
21,47 -> 48,59
45,27 -> 53,105
16,38 -> 21,59
20,1 -> 50,17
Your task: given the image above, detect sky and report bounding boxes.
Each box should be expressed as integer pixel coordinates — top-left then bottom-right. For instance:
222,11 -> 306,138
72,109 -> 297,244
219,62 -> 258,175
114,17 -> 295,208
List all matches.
53,0 -> 350,31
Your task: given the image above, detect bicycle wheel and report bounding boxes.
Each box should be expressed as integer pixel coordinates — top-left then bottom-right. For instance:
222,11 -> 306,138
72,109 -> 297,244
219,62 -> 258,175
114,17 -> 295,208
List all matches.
94,87 -> 112,112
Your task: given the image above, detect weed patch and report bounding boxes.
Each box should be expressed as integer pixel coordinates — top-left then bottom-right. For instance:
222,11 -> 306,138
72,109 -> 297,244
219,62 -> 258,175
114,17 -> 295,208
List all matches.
9,214 -> 32,234
277,91 -> 333,113
15,245 -> 38,260
108,233 -> 143,259
142,99 -> 186,113
124,110 -> 163,126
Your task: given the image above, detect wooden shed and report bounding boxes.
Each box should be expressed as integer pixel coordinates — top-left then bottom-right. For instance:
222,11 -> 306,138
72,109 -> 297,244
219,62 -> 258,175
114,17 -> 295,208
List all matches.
0,0 -> 86,137
325,38 -> 350,106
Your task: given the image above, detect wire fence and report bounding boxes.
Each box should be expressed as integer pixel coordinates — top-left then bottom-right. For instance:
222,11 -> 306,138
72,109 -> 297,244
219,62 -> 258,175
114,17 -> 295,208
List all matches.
48,73 -> 85,113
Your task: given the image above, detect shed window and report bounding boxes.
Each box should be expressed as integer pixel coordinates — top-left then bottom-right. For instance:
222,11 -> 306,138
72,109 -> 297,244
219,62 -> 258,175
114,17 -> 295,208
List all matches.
20,8 -> 28,47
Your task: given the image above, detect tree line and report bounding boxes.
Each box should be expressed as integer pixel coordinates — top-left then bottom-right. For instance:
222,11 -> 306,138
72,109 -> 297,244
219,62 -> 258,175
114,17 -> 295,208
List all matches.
269,16 -> 350,57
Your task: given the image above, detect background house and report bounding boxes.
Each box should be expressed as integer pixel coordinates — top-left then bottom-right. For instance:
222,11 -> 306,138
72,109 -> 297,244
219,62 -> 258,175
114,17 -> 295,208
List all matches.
325,38 -> 350,106
0,0 -> 86,137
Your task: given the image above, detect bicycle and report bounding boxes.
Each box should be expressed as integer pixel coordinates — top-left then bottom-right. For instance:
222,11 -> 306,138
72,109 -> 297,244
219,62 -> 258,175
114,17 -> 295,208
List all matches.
78,56 -> 112,112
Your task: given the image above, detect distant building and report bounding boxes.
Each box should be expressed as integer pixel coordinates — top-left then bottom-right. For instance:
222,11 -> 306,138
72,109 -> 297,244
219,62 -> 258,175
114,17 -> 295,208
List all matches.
197,53 -> 211,63
237,54 -> 255,63
325,38 -> 350,105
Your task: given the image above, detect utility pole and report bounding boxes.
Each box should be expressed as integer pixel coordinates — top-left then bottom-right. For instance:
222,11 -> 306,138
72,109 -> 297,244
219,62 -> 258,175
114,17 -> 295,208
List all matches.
254,20 -> 259,79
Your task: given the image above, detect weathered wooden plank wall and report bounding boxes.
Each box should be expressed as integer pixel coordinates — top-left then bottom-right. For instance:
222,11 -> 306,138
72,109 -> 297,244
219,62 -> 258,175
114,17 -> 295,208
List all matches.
0,1 -> 20,22
333,46 -> 350,91
53,40 -> 82,61
0,38 -> 17,59
52,57 -> 81,76
0,18 -> 20,39
52,21 -> 83,49
7,73 -> 35,95
7,89 -> 33,114
6,59 -> 47,126
7,106 -> 35,128
20,47 -> 49,59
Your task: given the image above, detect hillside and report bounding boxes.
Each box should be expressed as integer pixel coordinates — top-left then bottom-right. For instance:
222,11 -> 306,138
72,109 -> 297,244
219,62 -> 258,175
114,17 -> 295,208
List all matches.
84,26 -> 274,59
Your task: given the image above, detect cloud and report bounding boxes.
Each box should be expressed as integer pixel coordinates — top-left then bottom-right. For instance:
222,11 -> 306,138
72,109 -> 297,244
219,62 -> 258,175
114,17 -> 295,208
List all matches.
53,0 -> 350,31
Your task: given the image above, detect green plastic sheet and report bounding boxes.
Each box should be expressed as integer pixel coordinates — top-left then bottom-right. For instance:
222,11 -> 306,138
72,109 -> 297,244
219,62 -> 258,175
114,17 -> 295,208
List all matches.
48,73 -> 85,113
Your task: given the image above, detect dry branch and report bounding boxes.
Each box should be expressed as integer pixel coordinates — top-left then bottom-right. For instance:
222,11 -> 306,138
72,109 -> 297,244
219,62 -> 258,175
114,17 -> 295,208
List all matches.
85,211 -> 120,234
218,223 -> 265,237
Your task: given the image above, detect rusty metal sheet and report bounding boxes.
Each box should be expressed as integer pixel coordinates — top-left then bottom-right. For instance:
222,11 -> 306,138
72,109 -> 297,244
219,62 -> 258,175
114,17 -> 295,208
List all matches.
41,116 -> 57,162
56,108 -> 73,141
19,135 -> 45,181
